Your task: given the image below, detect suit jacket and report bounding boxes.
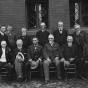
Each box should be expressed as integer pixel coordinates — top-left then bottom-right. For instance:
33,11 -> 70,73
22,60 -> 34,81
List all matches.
6,32 -> 16,49
27,44 -> 43,61
12,47 -> 27,63
60,43 -> 77,61
36,30 -> 50,46
53,28 -> 68,47
83,44 -> 88,61
43,43 -> 60,61
73,30 -> 88,58
0,47 -> 12,64
73,30 -> 88,47
0,33 -> 10,48
18,35 -> 32,49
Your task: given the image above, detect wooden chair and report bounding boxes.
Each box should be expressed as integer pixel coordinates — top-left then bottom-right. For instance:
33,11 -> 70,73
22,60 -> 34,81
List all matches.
67,64 -> 76,77
49,63 -> 57,78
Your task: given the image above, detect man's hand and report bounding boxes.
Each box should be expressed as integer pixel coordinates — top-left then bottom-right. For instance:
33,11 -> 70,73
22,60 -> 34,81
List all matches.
38,58 -> 41,61
29,59 -> 32,62
61,58 -> 65,62
69,58 -> 74,62
47,58 -> 51,63
55,57 -> 59,60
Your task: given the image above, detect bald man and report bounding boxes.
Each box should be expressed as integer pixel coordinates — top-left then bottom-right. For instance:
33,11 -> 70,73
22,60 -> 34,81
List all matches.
18,27 -> 32,49
53,21 -> 68,48
43,34 -> 61,83
36,22 -> 50,46
12,39 -> 27,81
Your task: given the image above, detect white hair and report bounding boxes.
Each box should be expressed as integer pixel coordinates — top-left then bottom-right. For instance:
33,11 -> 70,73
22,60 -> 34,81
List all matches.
1,41 -> 6,46
40,22 -> 45,26
16,39 -> 23,44
48,34 -> 54,39
21,27 -> 26,31
67,36 -> 73,41
58,21 -> 63,25
74,24 -> 80,28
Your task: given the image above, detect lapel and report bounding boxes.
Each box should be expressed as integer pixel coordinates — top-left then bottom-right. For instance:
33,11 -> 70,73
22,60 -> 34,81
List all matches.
32,45 -> 36,56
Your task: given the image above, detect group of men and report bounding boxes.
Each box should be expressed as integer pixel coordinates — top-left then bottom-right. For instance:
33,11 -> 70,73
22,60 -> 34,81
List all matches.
0,21 -> 88,84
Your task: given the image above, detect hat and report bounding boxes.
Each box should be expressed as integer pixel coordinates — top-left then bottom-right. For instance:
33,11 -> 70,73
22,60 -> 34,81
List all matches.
31,60 -> 39,69
17,52 -> 24,61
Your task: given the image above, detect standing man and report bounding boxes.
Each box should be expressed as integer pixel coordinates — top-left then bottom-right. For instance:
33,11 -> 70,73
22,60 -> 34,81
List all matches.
43,34 -> 61,84
12,39 -> 27,81
73,24 -> 88,58
6,25 -> 16,50
53,21 -> 68,48
25,37 -> 43,82
73,24 -> 88,78
0,25 -> 10,48
18,27 -> 32,49
36,22 -> 50,46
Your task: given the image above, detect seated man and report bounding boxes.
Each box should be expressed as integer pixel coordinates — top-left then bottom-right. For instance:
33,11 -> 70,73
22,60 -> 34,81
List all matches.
43,34 -> 61,84
0,41 -> 13,79
12,39 -> 27,81
25,37 -> 43,82
60,36 -> 78,80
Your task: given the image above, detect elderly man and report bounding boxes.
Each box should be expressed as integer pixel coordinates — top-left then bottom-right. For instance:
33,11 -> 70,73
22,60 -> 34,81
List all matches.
72,24 -> 88,78
0,25 -> 10,48
18,27 -> 32,49
0,41 -> 13,79
43,34 -> 61,83
53,21 -> 68,48
12,39 -> 27,81
25,37 -> 43,82
36,22 -> 50,46
60,36 -> 77,80
73,24 -> 88,58
6,25 -> 16,50
61,36 -> 85,80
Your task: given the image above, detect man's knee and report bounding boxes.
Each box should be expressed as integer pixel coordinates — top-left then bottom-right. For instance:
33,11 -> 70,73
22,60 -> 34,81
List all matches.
43,60 -> 49,66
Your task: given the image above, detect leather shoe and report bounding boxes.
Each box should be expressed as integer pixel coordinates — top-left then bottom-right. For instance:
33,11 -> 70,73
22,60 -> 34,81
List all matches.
45,80 -> 49,84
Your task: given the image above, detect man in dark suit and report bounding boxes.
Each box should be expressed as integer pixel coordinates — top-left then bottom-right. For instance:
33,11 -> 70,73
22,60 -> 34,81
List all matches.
25,37 -> 43,82
0,25 -> 10,48
6,25 -> 16,51
53,21 -> 68,48
36,22 -> 50,46
43,34 -> 61,84
0,41 -> 13,79
18,27 -> 32,49
73,24 -> 88,78
83,44 -> 88,78
12,39 -> 27,81
73,24 -> 88,58
60,36 -> 78,80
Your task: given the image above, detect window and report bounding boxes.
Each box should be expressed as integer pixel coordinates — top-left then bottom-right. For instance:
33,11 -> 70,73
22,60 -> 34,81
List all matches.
69,0 -> 88,27
25,0 -> 49,29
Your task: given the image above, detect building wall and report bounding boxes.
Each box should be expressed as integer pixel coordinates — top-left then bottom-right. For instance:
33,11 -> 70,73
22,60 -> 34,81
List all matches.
49,0 -> 70,33
0,0 -> 70,35
0,0 -> 26,33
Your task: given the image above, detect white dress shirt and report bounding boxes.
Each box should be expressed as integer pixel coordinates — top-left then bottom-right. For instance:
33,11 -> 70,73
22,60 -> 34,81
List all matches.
0,48 -> 6,62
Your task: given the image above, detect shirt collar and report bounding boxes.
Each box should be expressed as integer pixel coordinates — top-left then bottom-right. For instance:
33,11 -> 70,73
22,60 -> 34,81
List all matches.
0,31 -> 4,36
